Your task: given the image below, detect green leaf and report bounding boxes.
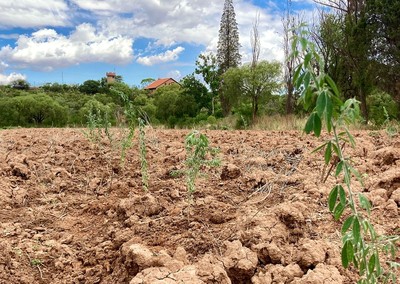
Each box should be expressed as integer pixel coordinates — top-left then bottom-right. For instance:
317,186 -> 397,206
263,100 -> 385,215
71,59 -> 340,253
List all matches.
304,53 -> 312,67
324,142 -> 332,165
368,254 -> 376,274
358,193 -> 371,214
325,96 -> 333,132
342,216 -> 354,234
344,166 -> 351,185
365,221 -> 377,239
294,65 -> 303,87
345,128 -> 356,147
305,113 -> 315,134
300,37 -> 308,50
336,161 -> 343,176
311,142 -> 328,154
304,71 -> 311,90
304,88 -> 314,110
316,91 -> 326,118
325,74 -> 340,97
334,202 -> 345,220
313,114 -> 322,137
353,218 -> 361,243
350,166 -> 364,186
338,185 -> 346,206
342,241 -> 354,268
328,186 -> 339,212
332,143 -> 340,156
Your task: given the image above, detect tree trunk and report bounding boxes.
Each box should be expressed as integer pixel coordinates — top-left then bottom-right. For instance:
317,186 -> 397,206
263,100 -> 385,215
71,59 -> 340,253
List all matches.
252,96 -> 258,122
285,80 -> 295,114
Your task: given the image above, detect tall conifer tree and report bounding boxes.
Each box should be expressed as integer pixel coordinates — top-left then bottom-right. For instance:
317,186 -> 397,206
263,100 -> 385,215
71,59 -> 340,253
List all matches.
217,0 -> 241,74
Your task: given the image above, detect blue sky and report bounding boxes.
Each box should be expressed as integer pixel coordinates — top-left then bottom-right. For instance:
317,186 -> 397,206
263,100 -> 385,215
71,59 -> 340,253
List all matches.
0,0 -> 317,87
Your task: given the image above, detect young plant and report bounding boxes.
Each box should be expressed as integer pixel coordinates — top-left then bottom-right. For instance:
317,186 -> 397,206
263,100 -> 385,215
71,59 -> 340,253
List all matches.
292,24 -> 399,284
83,104 -> 113,145
184,130 -> 220,200
138,117 -> 149,191
118,91 -> 136,165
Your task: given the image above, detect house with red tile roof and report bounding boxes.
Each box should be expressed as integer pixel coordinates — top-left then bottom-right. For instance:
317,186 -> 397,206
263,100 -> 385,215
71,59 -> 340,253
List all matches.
144,78 -> 180,93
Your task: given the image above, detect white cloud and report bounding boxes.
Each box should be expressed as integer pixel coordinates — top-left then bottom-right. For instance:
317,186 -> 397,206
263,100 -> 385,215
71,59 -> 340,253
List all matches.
166,70 -> 182,80
0,0 -> 316,73
0,23 -> 134,71
137,46 -> 185,66
94,0 -> 286,63
0,72 -> 26,85
0,61 -> 9,72
0,0 -> 70,28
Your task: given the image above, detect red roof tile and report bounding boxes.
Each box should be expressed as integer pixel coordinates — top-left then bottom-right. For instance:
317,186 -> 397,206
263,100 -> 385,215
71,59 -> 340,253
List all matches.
144,78 -> 178,90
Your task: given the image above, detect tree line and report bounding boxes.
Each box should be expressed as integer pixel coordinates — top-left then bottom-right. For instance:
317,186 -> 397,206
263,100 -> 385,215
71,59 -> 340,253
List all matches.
0,0 -> 398,128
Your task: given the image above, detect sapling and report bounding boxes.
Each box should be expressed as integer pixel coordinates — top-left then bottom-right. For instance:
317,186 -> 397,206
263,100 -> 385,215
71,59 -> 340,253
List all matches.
138,117 -> 149,191
83,104 -> 113,145
292,24 -> 399,284
118,91 -> 136,166
184,130 -> 220,200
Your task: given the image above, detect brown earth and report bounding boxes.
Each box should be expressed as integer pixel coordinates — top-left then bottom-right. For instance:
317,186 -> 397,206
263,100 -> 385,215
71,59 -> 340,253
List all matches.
0,128 -> 399,284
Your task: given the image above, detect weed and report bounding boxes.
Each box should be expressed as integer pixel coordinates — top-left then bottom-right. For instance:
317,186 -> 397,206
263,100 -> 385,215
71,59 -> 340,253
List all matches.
383,106 -> 398,137
30,258 -> 42,266
184,130 -> 220,200
292,24 -> 399,284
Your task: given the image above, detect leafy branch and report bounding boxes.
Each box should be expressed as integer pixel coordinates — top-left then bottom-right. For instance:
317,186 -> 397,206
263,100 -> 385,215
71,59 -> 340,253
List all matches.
292,24 -> 399,284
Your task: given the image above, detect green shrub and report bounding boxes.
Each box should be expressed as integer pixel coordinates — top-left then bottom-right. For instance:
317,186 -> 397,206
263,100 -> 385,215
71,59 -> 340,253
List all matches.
367,90 -> 398,126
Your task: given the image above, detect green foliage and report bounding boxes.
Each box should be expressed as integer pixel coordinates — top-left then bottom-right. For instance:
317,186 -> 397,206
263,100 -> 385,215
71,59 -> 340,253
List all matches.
109,82 -> 133,104
82,101 -> 114,144
0,93 -> 68,127
10,79 -> 30,90
222,60 -> 282,122
79,80 -> 101,95
195,53 -> 220,114
119,91 -> 137,165
367,90 -> 398,126
153,84 -> 182,123
293,25 -> 399,283
181,74 -> 211,113
184,130 -> 220,200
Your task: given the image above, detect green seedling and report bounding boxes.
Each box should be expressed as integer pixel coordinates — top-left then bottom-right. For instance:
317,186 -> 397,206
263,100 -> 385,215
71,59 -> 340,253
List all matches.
83,104 -> 113,145
184,130 -> 220,200
138,117 -> 149,191
292,24 -> 399,284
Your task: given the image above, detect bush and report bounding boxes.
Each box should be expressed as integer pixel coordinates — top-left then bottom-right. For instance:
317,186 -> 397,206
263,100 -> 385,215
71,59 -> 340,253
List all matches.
0,93 -> 68,127
367,89 -> 398,126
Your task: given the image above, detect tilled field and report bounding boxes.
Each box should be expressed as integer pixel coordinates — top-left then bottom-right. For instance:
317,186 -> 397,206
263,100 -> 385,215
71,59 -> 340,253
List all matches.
0,128 -> 399,283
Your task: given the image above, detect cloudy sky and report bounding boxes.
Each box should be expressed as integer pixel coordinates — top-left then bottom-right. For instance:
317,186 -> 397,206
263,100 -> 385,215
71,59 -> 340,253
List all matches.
0,0 -> 318,86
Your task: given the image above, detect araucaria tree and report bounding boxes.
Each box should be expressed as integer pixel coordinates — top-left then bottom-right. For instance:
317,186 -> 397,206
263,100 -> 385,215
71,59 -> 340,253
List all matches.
217,0 -> 241,73
217,0 -> 241,115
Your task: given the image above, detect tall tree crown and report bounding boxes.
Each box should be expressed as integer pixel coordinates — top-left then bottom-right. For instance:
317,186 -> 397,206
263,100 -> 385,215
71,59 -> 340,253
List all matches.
217,0 -> 241,74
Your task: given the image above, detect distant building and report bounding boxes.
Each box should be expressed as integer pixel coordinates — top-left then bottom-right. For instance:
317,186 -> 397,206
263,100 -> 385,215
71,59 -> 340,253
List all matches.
106,72 -> 116,84
144,78 -> 179,93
